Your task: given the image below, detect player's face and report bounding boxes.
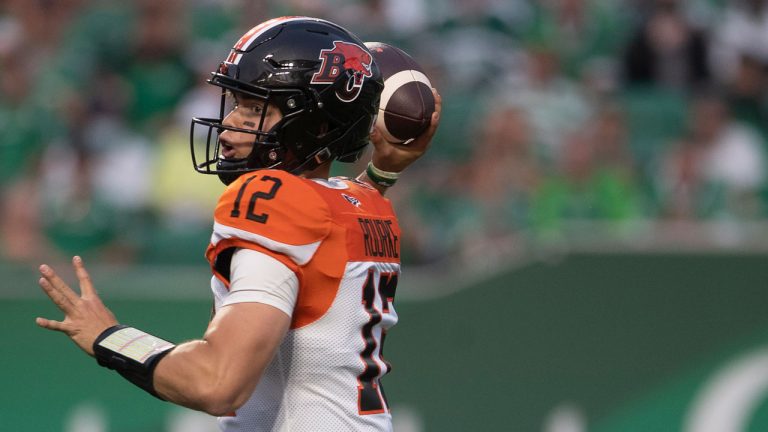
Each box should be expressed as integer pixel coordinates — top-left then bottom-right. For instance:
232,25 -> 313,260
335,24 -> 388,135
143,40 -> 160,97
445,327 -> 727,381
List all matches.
219,92 -> 283,160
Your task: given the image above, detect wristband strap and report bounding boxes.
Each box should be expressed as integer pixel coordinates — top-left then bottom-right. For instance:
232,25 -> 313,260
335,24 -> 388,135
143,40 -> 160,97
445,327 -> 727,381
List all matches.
366,162 -> 400,187
93,325 -> 175,400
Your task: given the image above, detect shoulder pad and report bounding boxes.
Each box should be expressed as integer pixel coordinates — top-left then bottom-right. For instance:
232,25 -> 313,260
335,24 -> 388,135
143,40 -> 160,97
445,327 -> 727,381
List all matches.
211,170 -> 331,265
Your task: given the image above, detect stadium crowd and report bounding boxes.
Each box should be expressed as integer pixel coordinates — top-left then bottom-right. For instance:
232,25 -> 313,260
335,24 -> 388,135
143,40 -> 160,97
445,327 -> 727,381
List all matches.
2,0 -> 768,267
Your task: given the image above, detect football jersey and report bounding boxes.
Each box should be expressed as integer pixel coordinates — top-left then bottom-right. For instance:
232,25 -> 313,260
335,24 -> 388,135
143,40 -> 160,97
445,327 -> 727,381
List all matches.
205,169 -> 401,432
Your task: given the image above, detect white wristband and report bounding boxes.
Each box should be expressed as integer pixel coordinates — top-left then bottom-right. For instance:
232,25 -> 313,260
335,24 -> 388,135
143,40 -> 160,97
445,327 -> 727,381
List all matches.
367,162 -> 400,180
366,162 -> 400,187
97,326 -> 175,364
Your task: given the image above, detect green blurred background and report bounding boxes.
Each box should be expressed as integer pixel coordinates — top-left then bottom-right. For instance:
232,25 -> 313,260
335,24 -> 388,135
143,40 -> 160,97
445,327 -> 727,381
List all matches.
4,0 -> 768,431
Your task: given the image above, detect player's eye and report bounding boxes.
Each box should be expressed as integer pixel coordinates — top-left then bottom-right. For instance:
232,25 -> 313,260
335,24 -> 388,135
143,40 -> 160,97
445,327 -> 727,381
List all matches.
235,99 -> 264,115
246,105 -> 264,114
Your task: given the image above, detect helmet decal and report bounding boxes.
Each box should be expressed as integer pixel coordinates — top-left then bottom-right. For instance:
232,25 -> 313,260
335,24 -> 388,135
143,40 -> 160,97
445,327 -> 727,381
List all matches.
311,41 -> 373,102
226,16 -> 307,65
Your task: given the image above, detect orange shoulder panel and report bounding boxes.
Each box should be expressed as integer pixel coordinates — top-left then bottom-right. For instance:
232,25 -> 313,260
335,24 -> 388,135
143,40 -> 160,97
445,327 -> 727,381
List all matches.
306,177 -> 398,218
214,170 -> 331,246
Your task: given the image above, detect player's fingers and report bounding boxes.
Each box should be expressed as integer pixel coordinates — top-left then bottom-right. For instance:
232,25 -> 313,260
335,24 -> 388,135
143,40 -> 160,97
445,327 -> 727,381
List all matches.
35,316 -> 69,333
72,256 -> 97,298
429,88 -> 442,129
39,264 -> 80,305
428,111 -> 439,133
38,276 -> 75,313
416,99 -> 440,147
369,126 -> 383,146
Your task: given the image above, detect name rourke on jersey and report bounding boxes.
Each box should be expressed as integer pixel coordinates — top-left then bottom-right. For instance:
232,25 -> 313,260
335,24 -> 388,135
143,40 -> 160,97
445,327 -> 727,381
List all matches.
357,217 -> 399,259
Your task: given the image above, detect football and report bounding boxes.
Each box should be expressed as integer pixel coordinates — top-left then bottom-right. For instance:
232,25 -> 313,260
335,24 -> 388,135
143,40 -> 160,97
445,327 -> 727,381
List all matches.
365,42 -> 435,145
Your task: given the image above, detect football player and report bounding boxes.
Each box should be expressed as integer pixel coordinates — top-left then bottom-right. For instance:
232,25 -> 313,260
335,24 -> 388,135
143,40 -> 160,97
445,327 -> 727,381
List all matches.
35,16 -> 440,432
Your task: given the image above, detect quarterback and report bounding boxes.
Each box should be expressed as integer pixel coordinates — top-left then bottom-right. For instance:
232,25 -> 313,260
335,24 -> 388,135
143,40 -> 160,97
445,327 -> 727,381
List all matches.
35,16 -> 440,432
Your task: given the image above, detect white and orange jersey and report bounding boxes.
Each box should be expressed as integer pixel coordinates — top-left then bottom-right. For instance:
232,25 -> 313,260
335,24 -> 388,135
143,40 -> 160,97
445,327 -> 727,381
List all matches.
205,169 -> 401,432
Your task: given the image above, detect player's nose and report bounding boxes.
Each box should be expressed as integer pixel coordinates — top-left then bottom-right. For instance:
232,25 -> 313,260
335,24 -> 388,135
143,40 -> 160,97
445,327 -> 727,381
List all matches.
221,109 -> 240,128
218,113 -> 244,141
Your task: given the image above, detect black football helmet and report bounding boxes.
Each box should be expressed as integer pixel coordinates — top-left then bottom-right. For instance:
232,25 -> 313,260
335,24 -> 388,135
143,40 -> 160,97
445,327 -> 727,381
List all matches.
190,16 -> 384,185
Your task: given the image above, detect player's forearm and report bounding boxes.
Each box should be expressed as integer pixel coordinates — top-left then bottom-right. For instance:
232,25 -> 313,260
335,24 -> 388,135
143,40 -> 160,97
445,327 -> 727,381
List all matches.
151,303 -> 288,416
153,340 -> 252,416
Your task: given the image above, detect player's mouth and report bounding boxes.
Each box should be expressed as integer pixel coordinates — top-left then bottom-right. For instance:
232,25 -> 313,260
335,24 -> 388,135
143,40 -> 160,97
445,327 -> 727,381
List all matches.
219,141 -> 237,159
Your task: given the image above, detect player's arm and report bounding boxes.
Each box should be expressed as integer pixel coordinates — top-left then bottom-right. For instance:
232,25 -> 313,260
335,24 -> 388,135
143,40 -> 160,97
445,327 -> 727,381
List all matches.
358,87 -> 442,195
154,247 -> 295,414
35,256 -> 290,416
152,301 -> 289,414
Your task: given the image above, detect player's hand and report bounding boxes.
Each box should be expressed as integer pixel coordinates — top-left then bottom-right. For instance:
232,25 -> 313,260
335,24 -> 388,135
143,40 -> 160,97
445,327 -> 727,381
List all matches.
36,256 -> 118,356
370,87 -> 442,173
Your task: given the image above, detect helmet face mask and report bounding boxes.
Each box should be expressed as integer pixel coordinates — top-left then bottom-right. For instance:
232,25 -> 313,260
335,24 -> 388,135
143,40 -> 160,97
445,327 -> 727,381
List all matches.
191,86 -> 299,185
190,17 -> 383,185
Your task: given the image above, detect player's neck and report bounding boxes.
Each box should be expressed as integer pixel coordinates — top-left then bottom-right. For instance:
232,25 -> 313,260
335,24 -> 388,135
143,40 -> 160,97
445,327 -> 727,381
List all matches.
300,161 -> 332,180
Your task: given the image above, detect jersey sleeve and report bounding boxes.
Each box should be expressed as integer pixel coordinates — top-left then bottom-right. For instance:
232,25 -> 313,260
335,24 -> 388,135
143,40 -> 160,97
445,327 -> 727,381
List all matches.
222,248 -> 299,317
207,170 -> 332,267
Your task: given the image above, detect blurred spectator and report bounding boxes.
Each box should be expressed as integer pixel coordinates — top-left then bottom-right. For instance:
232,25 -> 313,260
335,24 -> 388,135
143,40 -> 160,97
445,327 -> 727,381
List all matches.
465,106 -> 541,236
531,105 -> 644,236
423,0 -> 528,92
523,0 -> 631,80
499,43 -> 594,168
4,0 -> 768,267
720,53 -> 768,140
378,0 -> 428,37
0,1 -> 73,261
389,0 -> 526,161
37,71 -> 154,262
330,0 -> 402,42
657,92 -> 766,219
710,0 -> 768,85
622,0 -> 711,90
0,17 -> 40,186
122,0 -> 195,133
3,0 -> 85,52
